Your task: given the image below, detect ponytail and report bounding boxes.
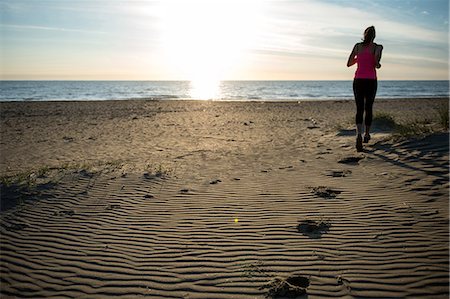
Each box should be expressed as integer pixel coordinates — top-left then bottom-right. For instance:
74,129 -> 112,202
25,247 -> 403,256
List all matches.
362,26 -> 376,45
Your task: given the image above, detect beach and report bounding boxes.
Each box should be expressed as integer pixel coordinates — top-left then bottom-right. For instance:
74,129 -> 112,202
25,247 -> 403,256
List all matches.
1,98 -> 449,298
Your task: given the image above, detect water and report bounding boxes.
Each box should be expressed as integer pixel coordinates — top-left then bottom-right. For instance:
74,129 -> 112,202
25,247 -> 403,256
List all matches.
0,80 -> 448,102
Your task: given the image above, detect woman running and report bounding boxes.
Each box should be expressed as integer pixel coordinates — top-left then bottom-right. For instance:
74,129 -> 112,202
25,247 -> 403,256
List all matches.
347,26 -> 383,152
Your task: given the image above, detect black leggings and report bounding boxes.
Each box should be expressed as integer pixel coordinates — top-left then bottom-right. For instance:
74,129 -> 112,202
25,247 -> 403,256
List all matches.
353,79 -> 377,126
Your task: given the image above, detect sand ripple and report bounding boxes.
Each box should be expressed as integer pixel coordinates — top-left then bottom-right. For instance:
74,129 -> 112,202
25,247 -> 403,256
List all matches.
1,99 -> 448,298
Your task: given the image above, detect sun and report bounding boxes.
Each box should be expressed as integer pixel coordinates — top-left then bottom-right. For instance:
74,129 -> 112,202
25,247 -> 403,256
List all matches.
159,0 -> 263,99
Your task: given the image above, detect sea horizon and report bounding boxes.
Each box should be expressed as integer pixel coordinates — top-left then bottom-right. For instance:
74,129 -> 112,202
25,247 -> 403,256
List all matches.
1,80 -> 449,102
1,79 -> 449,82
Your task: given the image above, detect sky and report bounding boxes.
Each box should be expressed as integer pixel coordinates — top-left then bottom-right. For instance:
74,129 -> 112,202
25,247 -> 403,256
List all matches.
0,0 -> 449,81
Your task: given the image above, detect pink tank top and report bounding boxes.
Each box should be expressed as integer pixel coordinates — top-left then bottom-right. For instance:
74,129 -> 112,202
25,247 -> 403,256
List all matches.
355,44 -> 377,79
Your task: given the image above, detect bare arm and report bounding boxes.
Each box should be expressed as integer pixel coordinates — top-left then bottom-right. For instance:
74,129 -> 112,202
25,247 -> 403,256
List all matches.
375,44 -> 383,68
347,44 -> 358,67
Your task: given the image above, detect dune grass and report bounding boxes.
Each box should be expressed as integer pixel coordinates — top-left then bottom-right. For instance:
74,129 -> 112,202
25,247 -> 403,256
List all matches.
0,160 -> 125,188
394,121 -> 434,139
335,109 -> 447,141
144,163 -> 173,178
436,103 -> 449,130
371,112 -> 397,130
371,110 -> 446,140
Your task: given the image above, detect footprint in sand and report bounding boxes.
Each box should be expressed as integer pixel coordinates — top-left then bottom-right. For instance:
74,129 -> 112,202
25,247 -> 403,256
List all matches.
62,136 -> 74,143
338,156 -> 364,165
106,204 -> 121,210
260,274 -> 310,298
143,172 -> 154,179
58,210 -> 75,216
77,169 -> 94,178
325,170 -> 352,177
278,166 -> 294,170
297,220 -> 331,239
336,275 -> 351,291
317,151 -> 332,155
4,223 -> 29,231
311,186 -> 342,199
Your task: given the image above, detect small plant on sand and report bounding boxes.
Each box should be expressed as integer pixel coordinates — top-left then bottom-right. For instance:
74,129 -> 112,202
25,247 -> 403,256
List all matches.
1,167 -> 57,212
371,111 -> 445,140
1,174 -> 27,188
61,161 -> 90,171
436,104 -> 449,130
1,161 -> 96,189
59,160 -> 125,175
372,112 -> 397,130
394,120 -> 434,139
92,160 -> 125,173
155,164 -> 166,177
144,163 -> 172,178
35,166 -> 51,178
333,116 -> 354,133
1,166 -> 51,189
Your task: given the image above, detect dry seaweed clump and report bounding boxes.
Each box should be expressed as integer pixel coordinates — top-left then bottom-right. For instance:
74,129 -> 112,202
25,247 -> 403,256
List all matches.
260,275 -> 310,298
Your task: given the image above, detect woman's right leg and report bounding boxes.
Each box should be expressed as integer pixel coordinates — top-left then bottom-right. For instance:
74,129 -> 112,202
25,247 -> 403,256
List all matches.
353,79 -> 365,151
363,79 -> 377,142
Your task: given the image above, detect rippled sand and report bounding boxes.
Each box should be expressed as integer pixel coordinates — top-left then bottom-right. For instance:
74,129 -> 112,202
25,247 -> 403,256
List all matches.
1,98 -> 448,298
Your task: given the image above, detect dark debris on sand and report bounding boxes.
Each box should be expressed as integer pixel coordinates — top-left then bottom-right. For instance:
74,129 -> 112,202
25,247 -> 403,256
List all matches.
311,186 -> 342,199
325,169 -> 352,177
297,220 -> 331,239
338,156 -> 364,165
260,274 -> 310,298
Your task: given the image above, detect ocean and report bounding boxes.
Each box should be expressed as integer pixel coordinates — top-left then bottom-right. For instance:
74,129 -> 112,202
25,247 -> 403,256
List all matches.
0,80 -> 448,102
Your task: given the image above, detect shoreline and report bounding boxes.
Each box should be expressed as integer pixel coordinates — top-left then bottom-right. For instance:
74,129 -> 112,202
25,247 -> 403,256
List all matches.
0,96 -> 449,103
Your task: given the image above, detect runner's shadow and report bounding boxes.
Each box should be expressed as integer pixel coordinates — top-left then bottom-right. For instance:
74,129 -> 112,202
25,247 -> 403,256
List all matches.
368,133 -> 449,178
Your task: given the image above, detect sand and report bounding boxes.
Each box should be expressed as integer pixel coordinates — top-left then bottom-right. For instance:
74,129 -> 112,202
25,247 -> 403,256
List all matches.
0,98 -> 448,298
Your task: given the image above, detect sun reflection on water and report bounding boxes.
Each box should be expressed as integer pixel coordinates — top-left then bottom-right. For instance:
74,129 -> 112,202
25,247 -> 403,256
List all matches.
189,79 -> 221,100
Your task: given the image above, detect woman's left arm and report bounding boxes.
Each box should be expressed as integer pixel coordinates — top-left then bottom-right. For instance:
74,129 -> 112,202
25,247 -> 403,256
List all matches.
375,44 -> 383,68
347,44 -> 358,67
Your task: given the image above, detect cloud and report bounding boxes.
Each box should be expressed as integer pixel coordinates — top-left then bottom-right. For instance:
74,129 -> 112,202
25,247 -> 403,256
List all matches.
251,1 -> 447,58
241,0 -> 448,79
1,0 -> 447,80
0,24 -> 107,34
